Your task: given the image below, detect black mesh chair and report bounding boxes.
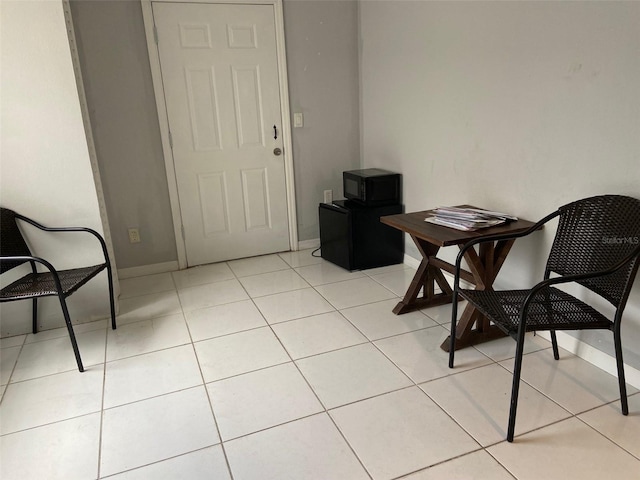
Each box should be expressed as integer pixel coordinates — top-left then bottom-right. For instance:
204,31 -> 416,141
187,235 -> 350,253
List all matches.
449,195 -> 640,442
0,208 -> 117,372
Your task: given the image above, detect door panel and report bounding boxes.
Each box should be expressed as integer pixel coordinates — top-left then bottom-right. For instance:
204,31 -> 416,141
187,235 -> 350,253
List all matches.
153,2 -> 289,266
185,67 -> 222,151
197,172 -> 229,236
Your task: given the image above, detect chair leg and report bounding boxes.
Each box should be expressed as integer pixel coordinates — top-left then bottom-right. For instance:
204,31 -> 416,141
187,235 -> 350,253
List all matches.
32,298 -> 38,334
106,264 -> 117,330
613,325 -> 629,416
507,327 -> 527,442
550,330 -> 560,360
449,292 -> 459,368
57,295 -> 84,372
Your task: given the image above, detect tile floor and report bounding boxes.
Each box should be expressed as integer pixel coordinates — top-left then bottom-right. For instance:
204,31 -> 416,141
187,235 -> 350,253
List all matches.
1,249 -> 639,479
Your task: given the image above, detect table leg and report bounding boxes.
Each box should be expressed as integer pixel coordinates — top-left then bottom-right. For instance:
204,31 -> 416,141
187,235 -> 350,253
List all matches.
439,302 -> 506,351
392,237 -> 454,314
439,239 -> 516,351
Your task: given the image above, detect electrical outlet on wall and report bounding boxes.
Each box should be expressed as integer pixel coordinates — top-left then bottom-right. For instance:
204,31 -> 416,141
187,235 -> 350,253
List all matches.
323,189 -> 333,204
128,228 -> 141,243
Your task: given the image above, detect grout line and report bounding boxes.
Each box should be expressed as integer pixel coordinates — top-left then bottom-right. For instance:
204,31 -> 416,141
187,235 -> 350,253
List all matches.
0,344 -> 25,406
575,414 -> 640,461
97,445 -> 218,480
389,447 -> 494,480
96,328 -> 109,478
177,268 -> 236,480
483,449 -> 519,480
0,410 -> 103,438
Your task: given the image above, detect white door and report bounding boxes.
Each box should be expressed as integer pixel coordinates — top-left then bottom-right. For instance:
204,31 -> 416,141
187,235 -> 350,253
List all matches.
153,2 -> 290,266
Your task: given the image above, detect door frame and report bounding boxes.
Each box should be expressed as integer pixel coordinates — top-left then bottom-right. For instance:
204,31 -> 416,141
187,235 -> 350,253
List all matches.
141,0 -> 298,269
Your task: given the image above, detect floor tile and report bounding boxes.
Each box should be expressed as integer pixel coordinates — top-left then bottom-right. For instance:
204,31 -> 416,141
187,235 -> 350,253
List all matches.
171,263 -> 235,289
420,302 -> 464,325
104,345 -> 202,408
185,300 -> 267,342
228,254 -> 290,277
578,392 -> 640,458
362,263 -> 411,277
0,346 -> 20,385
119,273 -> 175,299
0,335 -> 25,349
488,417 -> 640,480
421,363 -> 571,445
106,313 -> 190,362
278,249 -> 323,268
253,288 -> 334,324
472,332 -> 550,362
499,349 -> 638,414
272,311 -> 367,359
403,450 -> 513,480
224,413 -> 369,480
294,262 -> 365,286
296,343 -> 412,408
11,329 -> 106,382
107,445 -> 231,480
194,327 -> 290,382
315,277 -> 397,310
340,299 -> 437,340
117,290 -> 182,325
374,326 -> 493,384
239,269 -> 309,298
207,363 -> 323,440
100,386 -> 219,477
24,319 -> 109,344
0,413 -> 101,480
330,387 -> 479,480
178,279 -> 249,312
368,268 -> 422,297
0,366 -> 104,435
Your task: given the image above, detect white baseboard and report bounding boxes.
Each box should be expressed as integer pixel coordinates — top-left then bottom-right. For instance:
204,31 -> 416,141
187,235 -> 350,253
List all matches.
538,331 -> 640,389
118,261 -> 179,279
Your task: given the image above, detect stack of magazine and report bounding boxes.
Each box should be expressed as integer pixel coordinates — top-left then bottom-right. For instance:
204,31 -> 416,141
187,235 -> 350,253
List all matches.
425,206 -> 518,231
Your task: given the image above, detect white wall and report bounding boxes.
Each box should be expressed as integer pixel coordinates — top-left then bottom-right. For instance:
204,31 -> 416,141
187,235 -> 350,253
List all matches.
360,1 -> 640,369
0,1 -> 113,335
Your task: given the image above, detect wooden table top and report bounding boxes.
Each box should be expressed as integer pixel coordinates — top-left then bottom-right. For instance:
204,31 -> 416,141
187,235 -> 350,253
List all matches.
380,207 -> 538,247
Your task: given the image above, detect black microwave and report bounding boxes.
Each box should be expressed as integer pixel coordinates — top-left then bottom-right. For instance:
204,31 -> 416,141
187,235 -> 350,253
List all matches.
343,168 -> 401,206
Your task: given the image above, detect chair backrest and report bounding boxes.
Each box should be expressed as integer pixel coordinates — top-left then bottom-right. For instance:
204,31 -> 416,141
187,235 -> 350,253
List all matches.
546,195 -> 640,308
1,208 -> 33,274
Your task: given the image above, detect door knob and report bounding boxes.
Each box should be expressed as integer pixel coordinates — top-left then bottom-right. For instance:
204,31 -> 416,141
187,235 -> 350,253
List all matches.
273,147 -> 282,156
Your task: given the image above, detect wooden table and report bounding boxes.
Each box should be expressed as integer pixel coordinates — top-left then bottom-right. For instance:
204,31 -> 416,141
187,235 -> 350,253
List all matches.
380,208 -> 537,352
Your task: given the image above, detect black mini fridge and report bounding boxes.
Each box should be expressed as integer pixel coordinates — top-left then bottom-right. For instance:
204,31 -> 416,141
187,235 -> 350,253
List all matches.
318,200 -> 404,271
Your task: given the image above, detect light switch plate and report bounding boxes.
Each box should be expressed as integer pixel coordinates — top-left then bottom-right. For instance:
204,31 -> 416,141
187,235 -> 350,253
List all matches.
293,112 -> 304,128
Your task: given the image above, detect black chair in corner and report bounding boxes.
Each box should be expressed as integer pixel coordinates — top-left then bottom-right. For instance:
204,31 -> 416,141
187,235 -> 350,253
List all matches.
449,195 -> 640,442
0,207 -> 117,372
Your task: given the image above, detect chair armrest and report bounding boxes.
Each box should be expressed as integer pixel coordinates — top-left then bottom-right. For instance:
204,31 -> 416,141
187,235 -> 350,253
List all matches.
519,242 -> 640,322
0,255 -> 66,293
14,213 -> 111,265
452,210 -> 560,291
